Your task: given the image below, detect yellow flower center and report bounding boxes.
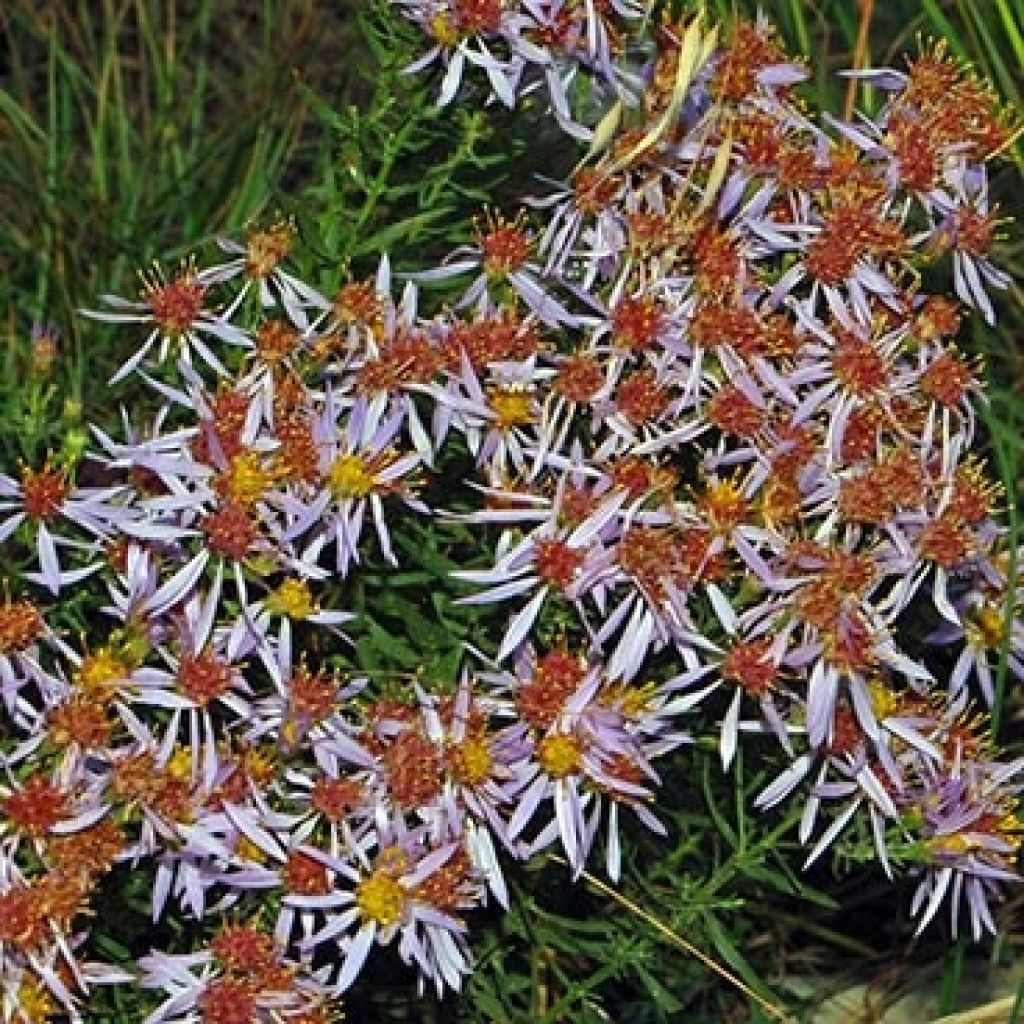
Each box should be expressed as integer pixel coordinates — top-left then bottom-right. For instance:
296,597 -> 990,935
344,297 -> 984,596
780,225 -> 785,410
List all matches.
244,749 -> 278,787
225,452 -> 275,506
700,478 -> 748,533
236,835 -> 268,864
328,454 -> 376,498
429,12 -> 460,46
489,388 -> 534,430
999,811 -> 1022,841
537,733 -> 582,778
602,682 -> 656,717
971,602 -> 1005,651
266,578 -> 316,619
867,677 -> 899,721
167,747 -> 193,780
928,834 -> 974,856
76,648 -> 127,695
450,735 -> 493,786
15,979 -> 58,1023
356,870 -> 406,927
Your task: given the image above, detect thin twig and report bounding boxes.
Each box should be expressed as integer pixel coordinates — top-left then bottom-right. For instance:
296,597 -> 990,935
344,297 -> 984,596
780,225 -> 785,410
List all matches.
549,854 -> 796,1023
844,0 -> 876,121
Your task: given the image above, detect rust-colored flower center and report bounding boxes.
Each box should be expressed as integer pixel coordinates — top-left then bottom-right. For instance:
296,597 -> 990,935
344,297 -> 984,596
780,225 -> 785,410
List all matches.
384,730 -> 443,808
826,706 -> 864,756
919,513 -> 971,568
694,225 -> 744,296
193,391 -> 251,465
920,351 -> 973,407
282,850 -> 331,896
948,464 -> 997,525
146,270 -> 206,337
0,597 -> 44,654
334,278 -> 383,327
3,775 -> 66,836
478,213 -> 531,277
46,818 -> 124,877
824,611 -> 875,673
289,666 -> 338,720
21,465 -> 68,520
607,456 -> 676,500
839,471 -> 896,526
832,338 -> 887,397
612,296 -> 663,350
276,413 -> 320,483
707,385 -> 765,438
887,113 -> 939,192
212,924 -> 278,974
255,319 -> 300,362
615,370 -> 668,424
199,978 -> 257,1024
555,353 -> 604,404
535,538 -> 583,590
518,649 -> 586,730
712,20 -> 790,102
177,652 -> 234,707
915,296 -> 961,341
619,525 -> 683,598
953,207 -> 997,255
418,850 -> 471,913
311,776 -> 362,821
0,887 -> 48,951
721,639 -> 776,696
202,502 -> 257,561
48,695 -> 112,749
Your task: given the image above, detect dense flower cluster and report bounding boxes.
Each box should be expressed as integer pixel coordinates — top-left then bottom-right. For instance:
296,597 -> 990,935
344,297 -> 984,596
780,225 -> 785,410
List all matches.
0,10 -> 1021,1019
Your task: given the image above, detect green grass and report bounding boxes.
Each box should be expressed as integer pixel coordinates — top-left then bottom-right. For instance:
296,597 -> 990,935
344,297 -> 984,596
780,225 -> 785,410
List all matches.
0,0 -> 354,460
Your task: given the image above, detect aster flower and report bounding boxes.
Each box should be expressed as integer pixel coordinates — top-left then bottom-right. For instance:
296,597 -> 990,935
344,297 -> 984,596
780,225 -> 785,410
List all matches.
416,675 -> 533,902
671,583 -> 796,769
453,481 -> 624,661
435,353 -> 555,479
224,572 -> 353,663
82,261 -> 252,383
205,218 -> 331,327
290,820 -> 479,995
413,208 -> 579,327
399,0 -> 525,108
0,460 -> 131,595
906,756 -> 1024,939
925,577 -> 1024,707
139,918 -> 335,1024
127,568 -> 251,720
0,588 -> 50,715
282,392 -> 427,575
